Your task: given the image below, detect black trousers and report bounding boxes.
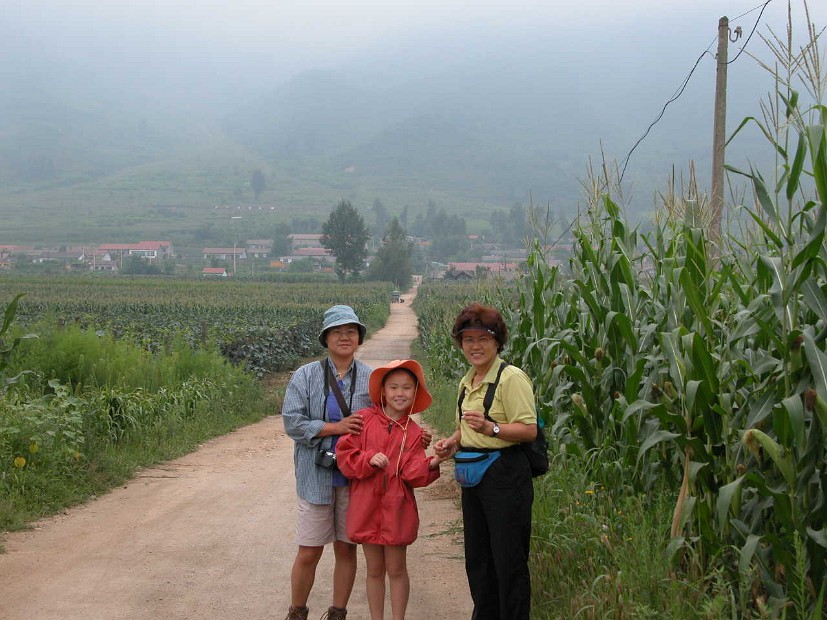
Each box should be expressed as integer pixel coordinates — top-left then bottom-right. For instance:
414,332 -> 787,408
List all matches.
461,446 -> 534,620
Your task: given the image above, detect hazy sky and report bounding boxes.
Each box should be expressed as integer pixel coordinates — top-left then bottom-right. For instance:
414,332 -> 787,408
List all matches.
7,0 -> 825,78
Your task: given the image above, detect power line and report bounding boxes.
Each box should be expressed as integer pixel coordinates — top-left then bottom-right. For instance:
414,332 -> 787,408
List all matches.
618,0 -> 774,184
728,0 -> 772,64
732,0 -> 773,23
619,50 -> 713,183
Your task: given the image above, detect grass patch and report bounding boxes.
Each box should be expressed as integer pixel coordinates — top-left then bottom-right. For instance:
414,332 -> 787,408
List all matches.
0,323 -> 276,535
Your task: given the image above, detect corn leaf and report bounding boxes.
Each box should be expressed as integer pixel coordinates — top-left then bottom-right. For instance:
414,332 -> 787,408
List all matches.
716,477 -> 743,532
739,205 -> 783,249
791,203 -> 826,271
660,330 -> 686,389
807,123 -> 827,208
808,527 -> 827,550
664,536 -> 686,565
758,255 -> 790,327
738,533 -> 761,576
780,394 -> 806,453
690,332 -> 718,397
679,268 -> 713,338
606,310 -> 636,353
751,168 -> 781,225
804,333 -> 827,404
1,293 -> 25,335
726,119 -> 786,158
786,131 -> 808,201
637,429 -> 681,464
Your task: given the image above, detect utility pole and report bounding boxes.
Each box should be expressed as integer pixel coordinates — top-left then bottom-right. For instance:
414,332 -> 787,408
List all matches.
710,16 -> 729,248
231,216 -> 242,277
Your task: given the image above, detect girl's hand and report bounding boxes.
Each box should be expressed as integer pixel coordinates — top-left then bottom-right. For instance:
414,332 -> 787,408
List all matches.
420,428 -> 433,449
434,436 -> 458,458
370,452 -> 389,469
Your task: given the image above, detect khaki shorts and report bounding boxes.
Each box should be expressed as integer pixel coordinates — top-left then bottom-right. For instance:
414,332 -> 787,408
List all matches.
296,486 -> 352,546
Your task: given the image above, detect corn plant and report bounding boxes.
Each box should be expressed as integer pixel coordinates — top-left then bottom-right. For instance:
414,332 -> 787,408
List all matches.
0,294 -> 37,391
411,8 -> 827,614
499,10 -> 827,614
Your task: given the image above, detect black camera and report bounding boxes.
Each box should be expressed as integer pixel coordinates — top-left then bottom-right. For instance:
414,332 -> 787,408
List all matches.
315,448 -> 338,470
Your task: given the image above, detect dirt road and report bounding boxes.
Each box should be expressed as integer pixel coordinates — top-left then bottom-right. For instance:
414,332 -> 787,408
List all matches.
0,282 -> 472,619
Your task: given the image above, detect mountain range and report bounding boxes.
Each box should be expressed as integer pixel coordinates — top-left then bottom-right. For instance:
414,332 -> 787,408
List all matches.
0,17 -> 781,245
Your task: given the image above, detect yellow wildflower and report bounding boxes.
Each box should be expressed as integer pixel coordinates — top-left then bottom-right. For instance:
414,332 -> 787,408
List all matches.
13,456 -> 26,469
28,442 -> 39,454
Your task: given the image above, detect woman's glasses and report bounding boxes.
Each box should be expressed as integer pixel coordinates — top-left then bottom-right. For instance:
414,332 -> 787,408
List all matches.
461,335 -> 494,346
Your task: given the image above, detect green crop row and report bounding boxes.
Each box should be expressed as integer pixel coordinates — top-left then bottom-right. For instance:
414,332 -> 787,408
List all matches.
0,276 -> 391,374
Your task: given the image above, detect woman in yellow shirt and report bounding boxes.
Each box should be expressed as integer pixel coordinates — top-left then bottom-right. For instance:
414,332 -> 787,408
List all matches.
434,302 -> 537,620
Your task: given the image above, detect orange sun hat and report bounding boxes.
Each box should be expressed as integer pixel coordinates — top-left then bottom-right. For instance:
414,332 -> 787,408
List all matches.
368,359 -> 433,414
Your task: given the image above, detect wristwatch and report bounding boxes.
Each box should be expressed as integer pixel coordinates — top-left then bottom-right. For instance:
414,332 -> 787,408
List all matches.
491,423 -> 500,437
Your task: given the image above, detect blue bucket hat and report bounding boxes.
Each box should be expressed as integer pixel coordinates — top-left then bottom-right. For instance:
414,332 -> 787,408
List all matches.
318,305 -> 367,347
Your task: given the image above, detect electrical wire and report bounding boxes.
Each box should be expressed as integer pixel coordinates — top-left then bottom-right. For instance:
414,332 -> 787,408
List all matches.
728,0 -> 772,64
618,0 -> 774,184
619,50 -> 713,183
545,1 -> 777,246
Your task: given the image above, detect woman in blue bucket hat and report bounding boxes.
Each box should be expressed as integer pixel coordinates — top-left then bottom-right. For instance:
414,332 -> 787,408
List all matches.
282,305 -> 371,620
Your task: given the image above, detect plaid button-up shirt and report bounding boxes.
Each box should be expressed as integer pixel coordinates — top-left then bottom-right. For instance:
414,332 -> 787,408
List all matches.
282,357 -> 372,505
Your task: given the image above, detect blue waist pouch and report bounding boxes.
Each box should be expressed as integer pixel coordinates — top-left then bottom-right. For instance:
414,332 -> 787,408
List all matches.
454,450 -> 500,487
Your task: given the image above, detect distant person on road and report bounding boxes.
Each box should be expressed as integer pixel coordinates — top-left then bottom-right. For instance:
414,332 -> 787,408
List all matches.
433,302 -> 537,620
336,359 -> 444,620
282,305 -> 372,620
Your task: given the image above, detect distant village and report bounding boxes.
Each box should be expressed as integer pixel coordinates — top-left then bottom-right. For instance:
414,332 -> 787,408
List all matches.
0,233 -> 565,280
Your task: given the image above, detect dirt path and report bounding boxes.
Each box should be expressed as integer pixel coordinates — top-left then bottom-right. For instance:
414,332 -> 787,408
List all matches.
0,281 -> 472,619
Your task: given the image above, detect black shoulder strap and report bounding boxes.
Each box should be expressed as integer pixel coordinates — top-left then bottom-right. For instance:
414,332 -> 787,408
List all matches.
457,362 -> 509,421
321,360 -> 356,419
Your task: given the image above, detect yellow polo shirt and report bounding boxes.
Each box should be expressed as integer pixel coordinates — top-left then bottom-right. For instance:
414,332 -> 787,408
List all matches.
456,357 -> 537,450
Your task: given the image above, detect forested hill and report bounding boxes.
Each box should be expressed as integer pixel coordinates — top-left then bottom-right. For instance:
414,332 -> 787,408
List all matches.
0,20 -> 775,243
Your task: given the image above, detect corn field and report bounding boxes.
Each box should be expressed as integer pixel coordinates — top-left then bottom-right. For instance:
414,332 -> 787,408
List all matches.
0,277 -> 390,374
417,15 -> 827,617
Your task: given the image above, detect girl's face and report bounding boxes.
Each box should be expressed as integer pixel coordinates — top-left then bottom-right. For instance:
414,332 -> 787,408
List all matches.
382,369 -> 417,415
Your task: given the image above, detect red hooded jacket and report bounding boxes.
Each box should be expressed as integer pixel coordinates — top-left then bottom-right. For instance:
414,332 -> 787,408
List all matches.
336,404 -> 439,546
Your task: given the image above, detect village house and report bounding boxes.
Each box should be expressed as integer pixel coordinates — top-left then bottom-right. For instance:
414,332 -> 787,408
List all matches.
0,245 -> 35,258
443,262 -> 520,281
277,246 -> 333,269
202,247 -> 247,261
202,267 -> 228,277
245,239 -> 273,258
79,248 -> 119,271
97,241 -> 173,262
29,250 -> 86,269
287,233 -> 323,250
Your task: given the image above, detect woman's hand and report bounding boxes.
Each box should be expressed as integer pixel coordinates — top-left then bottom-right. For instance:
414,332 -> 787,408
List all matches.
337,413 -> 363,435
461,410 -> 489,435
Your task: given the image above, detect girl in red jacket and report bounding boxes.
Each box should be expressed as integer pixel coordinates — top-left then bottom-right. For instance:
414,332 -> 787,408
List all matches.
336,359 -> 444,620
